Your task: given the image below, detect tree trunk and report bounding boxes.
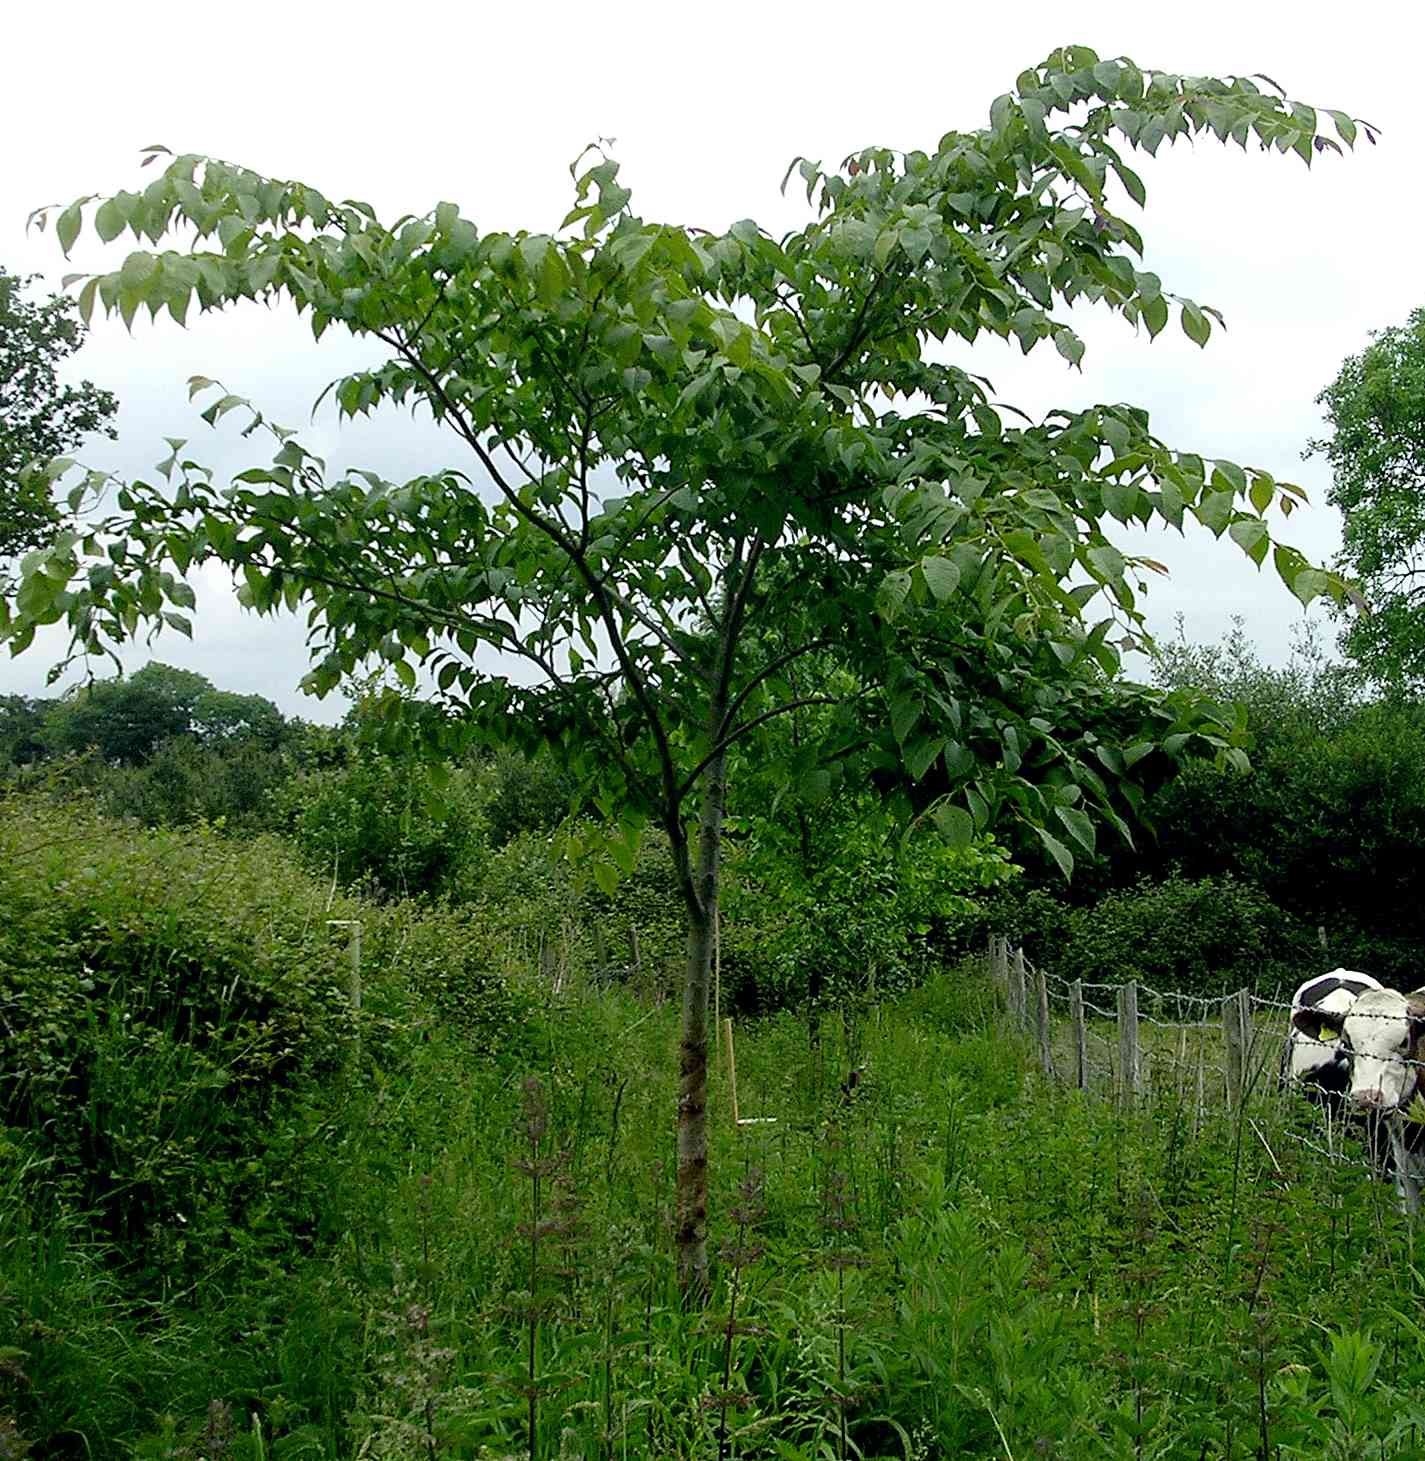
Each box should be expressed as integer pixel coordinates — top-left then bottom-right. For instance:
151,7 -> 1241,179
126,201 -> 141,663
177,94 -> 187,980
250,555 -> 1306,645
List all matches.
676,744 -> 726,1301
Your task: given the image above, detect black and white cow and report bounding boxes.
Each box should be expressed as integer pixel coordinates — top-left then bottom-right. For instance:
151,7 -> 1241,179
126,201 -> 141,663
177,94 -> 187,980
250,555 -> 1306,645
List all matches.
1334,986 -> 1425,1211
1284,969 -> 1384,1102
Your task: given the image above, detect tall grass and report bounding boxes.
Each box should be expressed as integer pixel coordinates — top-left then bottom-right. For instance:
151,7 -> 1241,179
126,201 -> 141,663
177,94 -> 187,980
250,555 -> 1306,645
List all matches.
5,800 -> 1425,1456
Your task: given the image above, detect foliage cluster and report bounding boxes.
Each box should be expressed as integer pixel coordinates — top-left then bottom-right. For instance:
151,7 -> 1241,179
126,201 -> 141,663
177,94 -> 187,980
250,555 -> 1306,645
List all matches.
1311,304 -> 1425,691
721,793 -> 1016,1013
0,796 -> 533,1299
1141,621 -> 1425,984
1000,872 -> 1318,999
0,266 -> 118,560
7,45 -> 1372,1290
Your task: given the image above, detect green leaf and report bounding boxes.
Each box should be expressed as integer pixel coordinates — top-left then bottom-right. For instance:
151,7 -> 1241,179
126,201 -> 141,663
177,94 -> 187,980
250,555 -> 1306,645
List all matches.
932,802 -> 974,850
1054,328 -> 1085,367
1087,544 -> 1126,582
56,202 -> 83,256
95,197 -> 127,243
1228,518 -> 1268,560
876,569 -> 912,623
890,693 -> 920,747
1055,804 -> 1096,855
1034,825 -> 1075,880
920,556 -> 961,602
1180,301 -> 1211,347
905,735 -> 944,782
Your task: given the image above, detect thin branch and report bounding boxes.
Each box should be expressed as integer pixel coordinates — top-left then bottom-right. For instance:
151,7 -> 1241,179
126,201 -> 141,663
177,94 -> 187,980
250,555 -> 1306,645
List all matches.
715,636 -> 837,744
368,326 -> 688,825
676,695 -> 846,800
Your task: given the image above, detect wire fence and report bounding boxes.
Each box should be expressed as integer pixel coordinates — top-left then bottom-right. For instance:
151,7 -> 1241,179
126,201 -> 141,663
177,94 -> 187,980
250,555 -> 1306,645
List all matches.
983,936 -> 1424,1214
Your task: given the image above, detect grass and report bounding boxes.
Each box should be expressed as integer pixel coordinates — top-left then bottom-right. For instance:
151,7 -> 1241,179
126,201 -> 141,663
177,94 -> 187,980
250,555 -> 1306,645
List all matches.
5,802 -> 1425,1457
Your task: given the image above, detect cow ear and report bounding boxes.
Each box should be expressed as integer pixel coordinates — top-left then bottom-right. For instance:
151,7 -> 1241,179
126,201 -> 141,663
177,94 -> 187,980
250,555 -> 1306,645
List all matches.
1294,1007 -> 1343,1039
1408,991 -> 1425,1046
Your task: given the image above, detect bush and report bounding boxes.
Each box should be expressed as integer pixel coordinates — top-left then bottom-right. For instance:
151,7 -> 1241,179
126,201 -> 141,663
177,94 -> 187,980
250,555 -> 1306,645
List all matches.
999,872 -> 1318,999
0,796 -> 532,1291
482,748 -> 573,849
272,750 -> 487,899
719,798 -> 1016,1015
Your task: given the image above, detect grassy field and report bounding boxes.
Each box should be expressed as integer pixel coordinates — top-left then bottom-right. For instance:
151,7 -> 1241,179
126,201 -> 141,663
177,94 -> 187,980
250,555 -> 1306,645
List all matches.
4,804 -> 1425,1458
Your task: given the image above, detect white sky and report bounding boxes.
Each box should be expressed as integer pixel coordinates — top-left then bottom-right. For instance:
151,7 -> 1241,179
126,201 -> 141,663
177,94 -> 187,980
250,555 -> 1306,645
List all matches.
4,0 -> 1422,721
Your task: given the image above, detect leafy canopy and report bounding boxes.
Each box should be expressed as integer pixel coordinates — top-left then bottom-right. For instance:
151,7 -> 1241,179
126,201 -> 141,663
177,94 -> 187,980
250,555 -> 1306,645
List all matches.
8,45 -> 1362,885
1312,305 -> 1425,690
0,267 -> 117,560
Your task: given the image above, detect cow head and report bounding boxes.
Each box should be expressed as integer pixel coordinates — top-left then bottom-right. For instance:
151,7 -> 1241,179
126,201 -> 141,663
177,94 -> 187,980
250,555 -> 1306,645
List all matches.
1340,988 -> 1425,1114
1285,971 -> 1383,1091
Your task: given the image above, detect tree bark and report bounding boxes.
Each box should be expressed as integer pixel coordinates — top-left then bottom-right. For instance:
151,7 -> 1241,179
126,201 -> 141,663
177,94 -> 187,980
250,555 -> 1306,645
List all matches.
675,743 -> 726,1302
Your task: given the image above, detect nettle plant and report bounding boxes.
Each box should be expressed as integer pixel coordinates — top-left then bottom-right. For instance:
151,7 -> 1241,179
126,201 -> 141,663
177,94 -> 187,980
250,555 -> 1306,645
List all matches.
10,46 -> 1362,1295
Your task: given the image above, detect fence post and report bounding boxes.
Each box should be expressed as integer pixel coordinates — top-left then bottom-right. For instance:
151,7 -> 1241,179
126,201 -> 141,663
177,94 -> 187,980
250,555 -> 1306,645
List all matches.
1221,993 -> 1245,1104
1069,980 -> 1088,1092
988,935 -> 1007,1000
1034,966 -> 1054,1079
1010,946 -> 1028,1031
1117,981 -> 1140,1108
629,924 -> 645,998
723,1017 -> 741,1126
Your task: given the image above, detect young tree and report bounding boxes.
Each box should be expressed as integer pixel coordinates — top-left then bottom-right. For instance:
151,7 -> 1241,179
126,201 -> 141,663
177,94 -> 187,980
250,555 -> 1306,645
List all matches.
7,47 -> 1362,1295
1311,305 -> 1425,689
0,267 -> 118,560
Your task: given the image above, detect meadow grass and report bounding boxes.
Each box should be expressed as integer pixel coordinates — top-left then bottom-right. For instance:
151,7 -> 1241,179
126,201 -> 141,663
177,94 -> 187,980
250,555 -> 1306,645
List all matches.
5,804 -> 1425,1457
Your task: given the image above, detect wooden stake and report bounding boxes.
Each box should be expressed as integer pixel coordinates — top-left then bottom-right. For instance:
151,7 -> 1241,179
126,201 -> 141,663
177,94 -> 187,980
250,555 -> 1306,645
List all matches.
1117,982 -> 1140,1109
1010,946 -> 1028,1030
1224,989 -> 1248,1110
724,1016 -> 739,1126
1035,966 -> 1054,1079
1069,979 -> 1088,1092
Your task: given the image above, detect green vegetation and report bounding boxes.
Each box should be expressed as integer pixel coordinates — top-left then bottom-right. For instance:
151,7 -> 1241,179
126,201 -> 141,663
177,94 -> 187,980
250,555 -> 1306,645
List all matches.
1312,304 -> 1425,691
10,46 -> 1366,1293
0,265 -> 118,560
4,794 -> 1424,1458
4,37 -> 1421,1461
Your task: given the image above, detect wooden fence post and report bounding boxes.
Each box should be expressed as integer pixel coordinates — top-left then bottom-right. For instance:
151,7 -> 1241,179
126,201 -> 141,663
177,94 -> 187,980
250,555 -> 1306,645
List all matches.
1117,982 -> 1141,1108
1069,980 -> 1088,1092
988,935 -> 1007,1000
629,924 -> 646,999
1034,966 -> 1054,1079
1010,946 -> 1028,1030
724,1017 -> 740,1126
1195,1036 -> 1207,1134
1224,989 -> 1249,1109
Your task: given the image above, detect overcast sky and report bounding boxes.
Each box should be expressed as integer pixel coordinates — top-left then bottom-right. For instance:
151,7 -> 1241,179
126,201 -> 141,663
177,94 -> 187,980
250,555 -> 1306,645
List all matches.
4,1 -> 1422,722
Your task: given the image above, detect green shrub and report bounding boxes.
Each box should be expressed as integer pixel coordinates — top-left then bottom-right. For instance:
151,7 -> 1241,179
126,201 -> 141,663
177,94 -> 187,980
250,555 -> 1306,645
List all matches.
272,750 -> 486,899
0,797 -> 531,1291
1001,872 -> 1317,998
719,800 -> 1016,1014
482,748 -> 573,849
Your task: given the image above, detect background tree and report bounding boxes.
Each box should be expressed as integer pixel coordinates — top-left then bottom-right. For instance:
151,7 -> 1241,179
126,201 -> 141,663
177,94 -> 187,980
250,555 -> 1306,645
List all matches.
0,267 -> 118,561
41,661 -> 287,765
8,47 -> 1362,1295
1312,305 -> 1425,689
